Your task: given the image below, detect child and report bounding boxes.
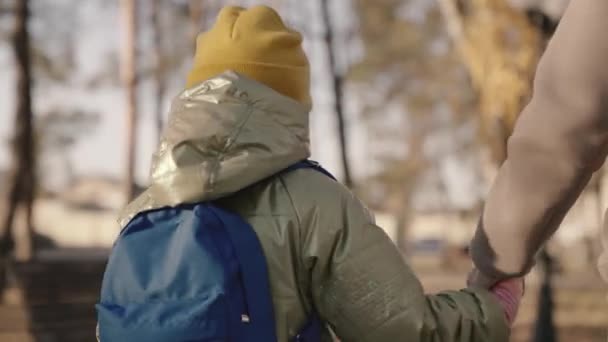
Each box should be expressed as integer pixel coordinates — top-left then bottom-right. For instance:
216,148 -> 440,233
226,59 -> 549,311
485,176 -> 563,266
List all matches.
119,6 -> 521,341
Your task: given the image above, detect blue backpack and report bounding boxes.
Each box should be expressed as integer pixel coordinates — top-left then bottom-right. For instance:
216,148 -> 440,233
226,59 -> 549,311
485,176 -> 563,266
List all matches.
97,161 -> 334,341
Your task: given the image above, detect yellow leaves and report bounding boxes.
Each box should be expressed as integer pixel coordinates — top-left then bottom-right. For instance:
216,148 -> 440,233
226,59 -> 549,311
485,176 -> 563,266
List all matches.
440,0 -> 543,163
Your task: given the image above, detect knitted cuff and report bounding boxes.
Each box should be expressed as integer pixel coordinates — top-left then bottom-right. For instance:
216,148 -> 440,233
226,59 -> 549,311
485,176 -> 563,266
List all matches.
490,279 -> 524,325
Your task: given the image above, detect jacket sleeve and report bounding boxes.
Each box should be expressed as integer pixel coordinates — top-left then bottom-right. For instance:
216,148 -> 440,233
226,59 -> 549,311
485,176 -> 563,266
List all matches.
297,179 -> 509,342
470,0 -> 608,282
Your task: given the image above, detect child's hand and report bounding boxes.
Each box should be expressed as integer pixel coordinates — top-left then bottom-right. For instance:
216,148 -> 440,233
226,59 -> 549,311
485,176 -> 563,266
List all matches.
490,278 -> 524,326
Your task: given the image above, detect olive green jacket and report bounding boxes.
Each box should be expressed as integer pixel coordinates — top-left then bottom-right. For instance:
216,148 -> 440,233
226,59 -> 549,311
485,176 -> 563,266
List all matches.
119,72 -> 509,341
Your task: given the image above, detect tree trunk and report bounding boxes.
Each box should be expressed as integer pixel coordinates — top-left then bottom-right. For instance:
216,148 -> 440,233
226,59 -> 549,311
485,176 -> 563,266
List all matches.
1,0 -> 35,293
438,0 -> 541,166
533,249 -> 557,342
320,0 -> 353,188
589,169 -> 604,266
395,191 -> 411,252
151,0 -> 165,144
189,0 -> 203,53
121,0 -> 138,202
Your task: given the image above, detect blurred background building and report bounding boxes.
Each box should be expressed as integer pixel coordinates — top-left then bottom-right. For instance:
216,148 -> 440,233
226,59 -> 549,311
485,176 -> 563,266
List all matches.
0,0 -> 606,341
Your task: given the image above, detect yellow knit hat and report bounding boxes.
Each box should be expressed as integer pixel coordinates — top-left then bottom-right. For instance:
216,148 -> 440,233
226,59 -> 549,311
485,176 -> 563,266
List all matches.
187,6 -> 311,105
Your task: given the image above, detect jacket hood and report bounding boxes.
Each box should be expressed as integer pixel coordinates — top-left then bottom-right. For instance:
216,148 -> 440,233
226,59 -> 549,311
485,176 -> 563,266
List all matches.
119,71 -> 311,226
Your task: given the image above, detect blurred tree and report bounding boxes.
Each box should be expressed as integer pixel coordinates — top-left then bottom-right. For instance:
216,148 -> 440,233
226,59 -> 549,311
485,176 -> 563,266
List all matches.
121,0 -> 209,152
320,0 -> 353,188
0,3 -> 101,277
352,0 -> 477,250
120,0 -> 139,202
0,4 -> 13,57
533,248 -> 557,342
166,0 -> 201,69
372,150 -> 428,251
438,0 -> 543,165
36,109 -> 100,191
1,0 -> 35,292
146,0 -> 212,145
524,7 -> 558,39
0,5 -> 12,16
28,1 -> 77,85
189,0 -> 203,52
151,0 -> 167,144
20,1 -> 101,192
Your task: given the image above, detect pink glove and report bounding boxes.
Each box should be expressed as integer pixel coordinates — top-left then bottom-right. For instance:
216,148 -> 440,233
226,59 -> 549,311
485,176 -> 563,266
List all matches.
490,278 -> 524,326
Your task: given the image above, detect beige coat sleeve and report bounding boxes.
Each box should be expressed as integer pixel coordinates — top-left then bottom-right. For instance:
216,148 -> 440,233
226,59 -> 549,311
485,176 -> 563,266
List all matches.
292,173 -> 509,342
470,0 -> 608,283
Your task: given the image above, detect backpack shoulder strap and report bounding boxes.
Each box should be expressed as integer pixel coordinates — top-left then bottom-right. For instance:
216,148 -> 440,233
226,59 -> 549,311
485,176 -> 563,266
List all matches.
292,313 -> 322,342
207,205 -> 279,341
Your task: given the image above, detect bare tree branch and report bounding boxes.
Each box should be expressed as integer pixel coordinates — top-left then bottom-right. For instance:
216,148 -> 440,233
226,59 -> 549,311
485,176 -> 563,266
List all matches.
151,0 -> 166,145
189,0 -> 203,53
1,0 -> 35,291
320,0 -> 353,188
120,0 -> 139,202
439,0 -> 542,164
437,0 -> 465,43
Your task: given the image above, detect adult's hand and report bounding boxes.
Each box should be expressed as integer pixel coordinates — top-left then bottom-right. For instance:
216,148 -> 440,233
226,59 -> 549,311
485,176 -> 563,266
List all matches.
467,267 -> 499,289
